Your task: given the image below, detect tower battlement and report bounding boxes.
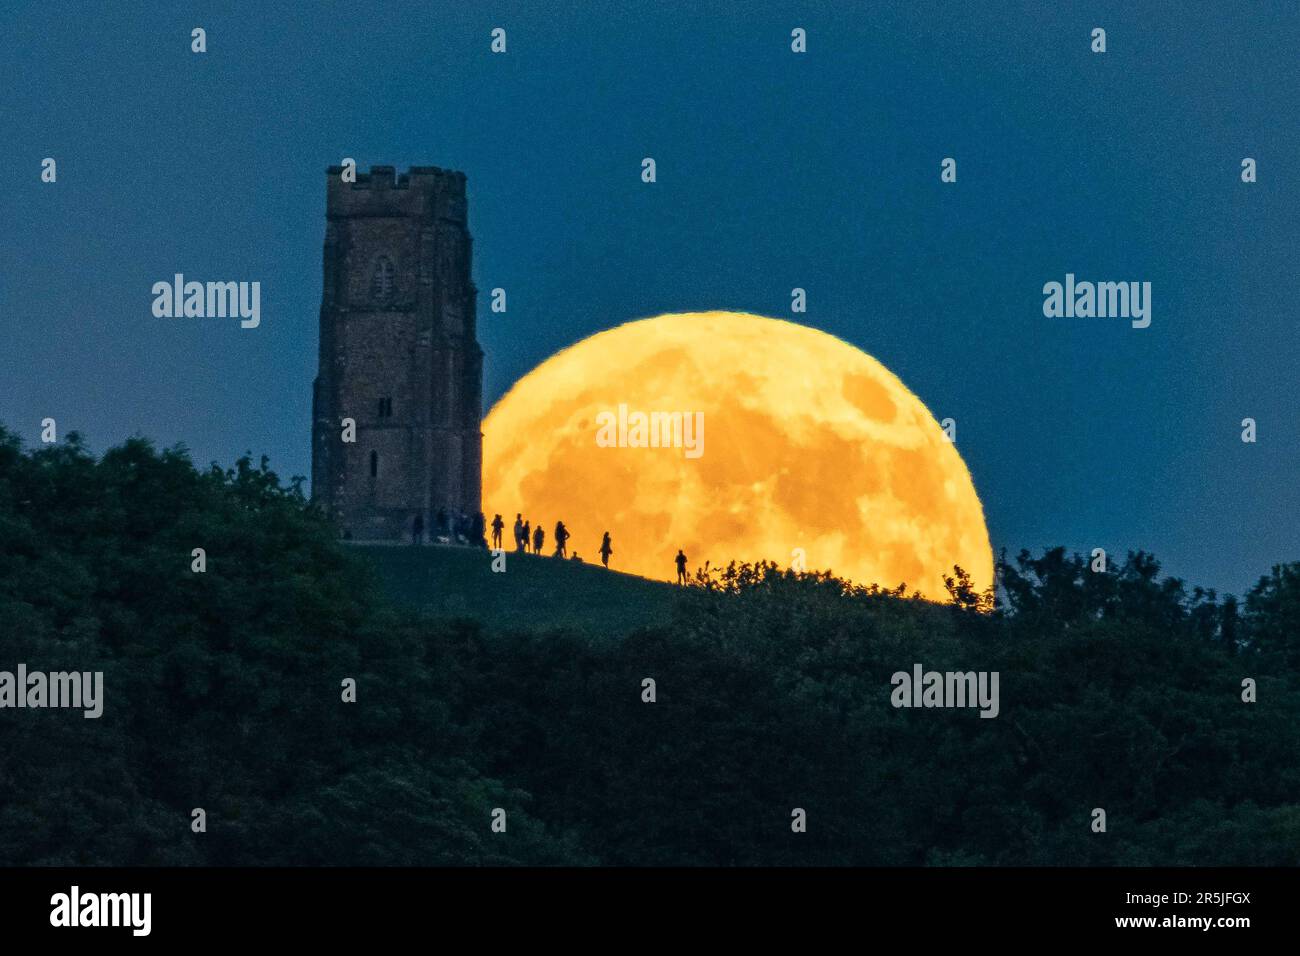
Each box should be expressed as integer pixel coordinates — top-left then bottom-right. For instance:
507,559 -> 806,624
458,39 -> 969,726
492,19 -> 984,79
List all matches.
326,165 -> 468,218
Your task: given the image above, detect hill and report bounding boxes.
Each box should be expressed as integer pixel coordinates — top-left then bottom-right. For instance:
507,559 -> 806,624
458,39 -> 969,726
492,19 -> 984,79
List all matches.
353,543 -> 680,637
3,428 -> 1299,866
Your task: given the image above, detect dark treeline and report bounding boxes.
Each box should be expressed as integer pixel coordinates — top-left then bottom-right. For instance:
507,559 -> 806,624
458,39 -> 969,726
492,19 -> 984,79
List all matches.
0,428 -> 1296,865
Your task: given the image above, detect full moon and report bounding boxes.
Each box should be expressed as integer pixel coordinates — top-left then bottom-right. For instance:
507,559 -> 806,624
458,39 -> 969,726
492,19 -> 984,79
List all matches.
482,311 -> 992,599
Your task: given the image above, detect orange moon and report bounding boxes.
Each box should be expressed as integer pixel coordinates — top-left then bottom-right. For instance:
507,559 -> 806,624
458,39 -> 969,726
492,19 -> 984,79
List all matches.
482,311 -> 992,599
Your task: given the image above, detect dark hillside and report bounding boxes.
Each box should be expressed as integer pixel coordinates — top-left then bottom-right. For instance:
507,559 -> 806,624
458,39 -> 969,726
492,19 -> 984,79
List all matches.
356,543 -> 678,638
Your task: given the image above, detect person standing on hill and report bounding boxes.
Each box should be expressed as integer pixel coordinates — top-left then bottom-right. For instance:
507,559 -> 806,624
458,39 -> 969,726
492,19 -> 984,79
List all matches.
599,532 -> 613,568
522,519 -> 532,553
554,521 -> 569,558
491,513 -> 504,550
513,514 -> 524,552
533,524 -> 545,555
675,549 -> 688,585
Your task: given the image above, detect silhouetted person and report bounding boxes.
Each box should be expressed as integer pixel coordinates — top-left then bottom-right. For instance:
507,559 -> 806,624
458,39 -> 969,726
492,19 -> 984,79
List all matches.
599,532 -> 613,568
675,549 -> 688,585
523,520 -> 532,553
533,525 -> 545,554
413,513 -> 424,545
491,513 -> 504,549
472,512 -> 487,548
554,521 -> 569,558
513,514 -> 524,552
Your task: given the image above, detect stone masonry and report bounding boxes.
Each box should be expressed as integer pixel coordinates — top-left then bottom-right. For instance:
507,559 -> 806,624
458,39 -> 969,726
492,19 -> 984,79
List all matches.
311,165 -> 483,541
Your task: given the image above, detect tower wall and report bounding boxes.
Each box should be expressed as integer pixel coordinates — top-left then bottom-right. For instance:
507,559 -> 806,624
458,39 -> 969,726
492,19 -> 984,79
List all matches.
311,165 -> 483,541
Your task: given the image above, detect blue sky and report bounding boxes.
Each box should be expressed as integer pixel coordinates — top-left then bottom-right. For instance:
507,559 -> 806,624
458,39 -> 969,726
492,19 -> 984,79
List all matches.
2,1 -> 1297,595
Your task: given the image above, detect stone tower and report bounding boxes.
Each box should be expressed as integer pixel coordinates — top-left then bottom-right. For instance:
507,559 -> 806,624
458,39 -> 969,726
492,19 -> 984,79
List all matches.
311,164 -> 483,541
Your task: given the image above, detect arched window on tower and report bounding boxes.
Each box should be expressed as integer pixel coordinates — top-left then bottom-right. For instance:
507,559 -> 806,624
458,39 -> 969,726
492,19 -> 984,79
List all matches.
369,450 -> 378,478
370,255 -> 396,305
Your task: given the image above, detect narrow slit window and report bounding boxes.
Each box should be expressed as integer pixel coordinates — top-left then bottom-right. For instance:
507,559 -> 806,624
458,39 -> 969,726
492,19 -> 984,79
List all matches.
370,256 -> 396,303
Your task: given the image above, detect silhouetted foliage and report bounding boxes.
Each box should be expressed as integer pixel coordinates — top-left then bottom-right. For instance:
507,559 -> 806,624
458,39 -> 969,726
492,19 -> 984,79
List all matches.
1,426 -> 1297,865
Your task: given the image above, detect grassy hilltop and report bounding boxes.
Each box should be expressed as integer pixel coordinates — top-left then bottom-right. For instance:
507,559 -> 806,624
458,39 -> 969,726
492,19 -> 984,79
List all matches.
355,543 -> 678,638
